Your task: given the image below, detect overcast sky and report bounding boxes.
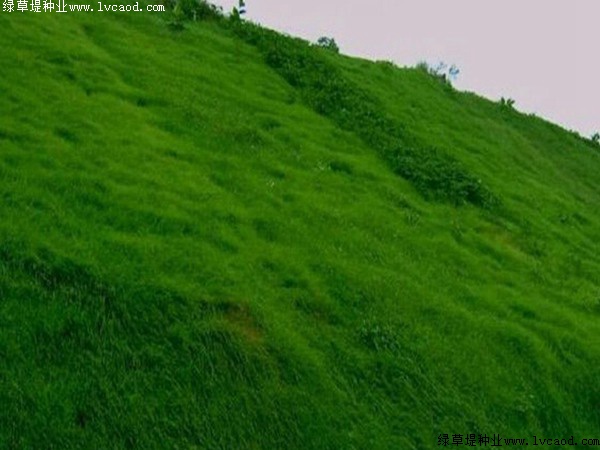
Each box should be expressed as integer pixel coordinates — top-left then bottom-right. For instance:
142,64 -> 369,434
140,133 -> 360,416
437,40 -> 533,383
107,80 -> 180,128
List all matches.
212,0 -> 599,137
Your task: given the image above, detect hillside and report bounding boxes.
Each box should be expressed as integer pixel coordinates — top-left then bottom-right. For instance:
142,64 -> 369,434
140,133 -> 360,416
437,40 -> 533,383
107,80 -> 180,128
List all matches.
1,5 -> 599,449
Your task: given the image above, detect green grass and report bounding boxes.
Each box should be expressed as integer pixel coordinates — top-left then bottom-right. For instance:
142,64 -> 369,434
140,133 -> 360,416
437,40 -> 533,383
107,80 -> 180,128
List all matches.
1,7 -> 600,449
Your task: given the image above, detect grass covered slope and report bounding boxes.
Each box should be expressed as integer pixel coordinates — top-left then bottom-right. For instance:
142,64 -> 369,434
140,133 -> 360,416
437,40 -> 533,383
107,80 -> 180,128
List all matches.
1,8 -> 600,449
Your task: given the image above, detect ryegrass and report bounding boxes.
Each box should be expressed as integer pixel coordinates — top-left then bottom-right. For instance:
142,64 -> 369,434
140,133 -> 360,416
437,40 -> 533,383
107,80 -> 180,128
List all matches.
1,7 -> 600,449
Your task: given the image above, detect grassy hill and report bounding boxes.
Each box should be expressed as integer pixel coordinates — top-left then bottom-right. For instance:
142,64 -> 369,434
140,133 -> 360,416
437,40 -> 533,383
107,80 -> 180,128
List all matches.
1,4 -> 599,448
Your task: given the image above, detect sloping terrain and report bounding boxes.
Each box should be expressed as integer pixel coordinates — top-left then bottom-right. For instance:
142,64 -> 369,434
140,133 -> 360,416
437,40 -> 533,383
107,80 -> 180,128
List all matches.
1,6 -> 599,449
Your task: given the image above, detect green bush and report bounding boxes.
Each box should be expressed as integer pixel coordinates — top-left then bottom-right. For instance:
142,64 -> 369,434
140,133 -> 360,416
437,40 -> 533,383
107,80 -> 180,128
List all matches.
415,61 -> 458,85
500,97 -> 516,109
315,37 -> 340,53
389,146 -> 498,206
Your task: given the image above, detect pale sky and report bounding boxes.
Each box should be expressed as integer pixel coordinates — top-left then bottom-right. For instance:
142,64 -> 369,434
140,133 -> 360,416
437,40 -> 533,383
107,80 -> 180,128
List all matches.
212,0 -> 599,137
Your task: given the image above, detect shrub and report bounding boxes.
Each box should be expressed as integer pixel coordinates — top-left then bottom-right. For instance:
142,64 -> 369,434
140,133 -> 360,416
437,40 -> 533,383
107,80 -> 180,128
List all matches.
500,97 -> 516,109
416,61 -> 446,82
415,61 -> 459,85
591,133 -> 600,146
389,146 -> 497,207
376,60 -> 398,70
415,61 -> 429,72
315,37 -> 340,53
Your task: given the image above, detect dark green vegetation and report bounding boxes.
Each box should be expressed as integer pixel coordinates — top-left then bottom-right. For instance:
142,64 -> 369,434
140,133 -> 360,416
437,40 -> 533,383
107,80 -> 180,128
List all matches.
1,5 -> 600,449
234,22 -> 498,208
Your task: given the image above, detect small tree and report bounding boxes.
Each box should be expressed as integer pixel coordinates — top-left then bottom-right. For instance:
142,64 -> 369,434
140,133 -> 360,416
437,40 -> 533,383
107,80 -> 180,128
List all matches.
316,36 -> 339,53
448,64 -> 460,82
415,61 -> 459,85
591,133 -> 600,145
500,97 -> 515,109
230,0 -> 246,21
416,61 -> 429,72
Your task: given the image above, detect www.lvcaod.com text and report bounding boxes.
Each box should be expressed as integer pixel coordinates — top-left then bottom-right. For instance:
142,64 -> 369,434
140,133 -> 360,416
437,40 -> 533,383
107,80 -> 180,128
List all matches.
437,434 -> 600,447
2,1 -> 165,13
